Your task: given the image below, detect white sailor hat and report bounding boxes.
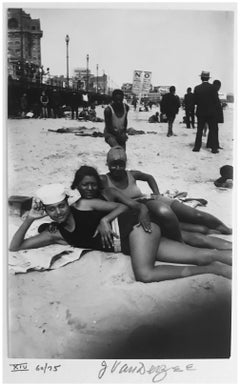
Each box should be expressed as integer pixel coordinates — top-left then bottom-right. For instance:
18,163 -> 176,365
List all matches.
36,184 -> 67,205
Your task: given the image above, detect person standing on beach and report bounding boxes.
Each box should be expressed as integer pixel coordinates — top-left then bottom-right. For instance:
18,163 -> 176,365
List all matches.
40,90 -> 49,119
192,71 -> 219,153
160,86 -> 180,137
183,87 -> 195,128
206,79 -> 223,150
104,89 -> 129,150
20,93 -> 28,118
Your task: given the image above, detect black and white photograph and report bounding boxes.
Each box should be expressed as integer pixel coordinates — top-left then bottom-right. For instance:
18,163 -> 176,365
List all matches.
4,1 -> 238,383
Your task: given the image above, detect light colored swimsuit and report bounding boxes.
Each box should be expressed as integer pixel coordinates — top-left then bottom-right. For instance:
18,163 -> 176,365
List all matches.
105,171 -> 174,206
108,104 -> 127,135
104,104 -> 128,147
105,171 -> 143,199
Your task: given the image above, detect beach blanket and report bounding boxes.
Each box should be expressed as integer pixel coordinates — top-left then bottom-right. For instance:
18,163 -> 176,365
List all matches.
163,190 -> 208,207
9,217 -> 122,274
8,221 -> 88,274
9,246 -> 87,274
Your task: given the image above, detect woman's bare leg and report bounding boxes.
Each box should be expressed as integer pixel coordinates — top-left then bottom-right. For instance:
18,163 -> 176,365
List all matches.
128,224 -> 231,283
171,201 -> 232,234
180,222 -> 209,234
181,230 -> 232,250
146,200 -> 183,242
156,237 -> 232,266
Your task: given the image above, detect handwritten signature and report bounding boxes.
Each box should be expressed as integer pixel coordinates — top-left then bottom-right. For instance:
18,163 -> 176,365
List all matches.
98,360 -> 196,382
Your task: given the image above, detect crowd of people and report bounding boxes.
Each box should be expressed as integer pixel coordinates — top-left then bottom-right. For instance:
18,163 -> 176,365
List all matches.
16,88 -> 108,120
18,71 -> 226,157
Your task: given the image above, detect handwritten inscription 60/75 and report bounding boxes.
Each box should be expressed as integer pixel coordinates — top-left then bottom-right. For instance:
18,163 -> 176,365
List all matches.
9,362 -> 61,374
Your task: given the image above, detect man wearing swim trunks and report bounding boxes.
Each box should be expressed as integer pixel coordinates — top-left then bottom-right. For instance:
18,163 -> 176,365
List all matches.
104,89 -> 129,150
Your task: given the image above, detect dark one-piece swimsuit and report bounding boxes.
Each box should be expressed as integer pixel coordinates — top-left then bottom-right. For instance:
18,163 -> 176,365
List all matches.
39,206 -> 158,255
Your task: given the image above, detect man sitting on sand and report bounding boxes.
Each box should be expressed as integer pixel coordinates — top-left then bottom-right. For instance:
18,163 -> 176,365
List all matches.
148,112 -> 160,123
104,89 -> 129,150
214,165 -> 233,188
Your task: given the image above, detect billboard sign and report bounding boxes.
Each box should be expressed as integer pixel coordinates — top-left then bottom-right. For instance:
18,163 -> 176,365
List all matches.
132,70 -> 143,95
142,71 -> 152,93
132,70 -> 152,95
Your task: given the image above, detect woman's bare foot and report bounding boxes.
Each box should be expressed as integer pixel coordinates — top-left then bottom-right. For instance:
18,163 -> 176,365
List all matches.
215,225 -> 232,235
210,261 -> 232,279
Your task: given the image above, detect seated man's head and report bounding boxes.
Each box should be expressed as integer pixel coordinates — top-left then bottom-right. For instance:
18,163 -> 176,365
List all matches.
169,86 -> 176,94
36,184 -> 70,223
106,146 -> 127,180
220,165 -> 233,180
112,89 -> 124,105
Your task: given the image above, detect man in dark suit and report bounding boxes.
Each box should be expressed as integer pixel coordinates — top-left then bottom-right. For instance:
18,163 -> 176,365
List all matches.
160,86 -> 181,137
183,87 -> 195,128
192,71 -> 219,153
206,79 -> 223,150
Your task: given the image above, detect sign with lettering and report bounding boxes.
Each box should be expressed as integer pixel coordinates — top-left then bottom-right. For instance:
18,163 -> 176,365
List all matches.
132,70 -> 152,95
132,70 -> 143,95
142,71 -> 152,93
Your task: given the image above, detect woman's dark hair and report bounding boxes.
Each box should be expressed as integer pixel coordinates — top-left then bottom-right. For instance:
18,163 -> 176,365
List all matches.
71,166 -> 103,191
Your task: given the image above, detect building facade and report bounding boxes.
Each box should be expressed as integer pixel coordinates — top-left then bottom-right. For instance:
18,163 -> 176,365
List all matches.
8,8 -> 43,79
73,67 -> 109,93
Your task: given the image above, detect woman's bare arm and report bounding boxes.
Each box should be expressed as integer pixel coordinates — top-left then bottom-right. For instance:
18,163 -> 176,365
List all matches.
131,170 -> 160,194
9,199 -> 64,251
102,187 -> 151,232
9,217 -> 64,251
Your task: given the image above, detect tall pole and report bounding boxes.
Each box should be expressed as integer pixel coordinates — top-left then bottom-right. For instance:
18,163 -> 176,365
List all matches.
96,64 -> 99,93
65,34 -> 70,87
102,69 -> 106,94
86,54 -> 89,92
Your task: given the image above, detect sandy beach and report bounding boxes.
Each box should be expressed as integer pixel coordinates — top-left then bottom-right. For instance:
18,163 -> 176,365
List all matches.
7,104 -> 233,360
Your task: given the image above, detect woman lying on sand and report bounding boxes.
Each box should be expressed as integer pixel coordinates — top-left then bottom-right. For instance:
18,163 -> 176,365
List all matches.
100,146 -> 232,249
10,169 -> 231,282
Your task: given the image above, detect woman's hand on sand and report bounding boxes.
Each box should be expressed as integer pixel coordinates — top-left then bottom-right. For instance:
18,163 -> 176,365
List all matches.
93,218 -> 119,249
138,206 -> 152,233
28,198 -> 47,219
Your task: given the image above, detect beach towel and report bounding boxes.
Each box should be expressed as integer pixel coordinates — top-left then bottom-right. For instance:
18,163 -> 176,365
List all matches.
164,190 -> 208,208
9,246 -> 87,274
8,222 -> 88,274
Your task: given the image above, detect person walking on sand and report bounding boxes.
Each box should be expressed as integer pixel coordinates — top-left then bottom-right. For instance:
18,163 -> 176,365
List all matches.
160,86 -> 180,137
192,71 -> 219,153
104,89 -> 129,150
183,87 -> 195,128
